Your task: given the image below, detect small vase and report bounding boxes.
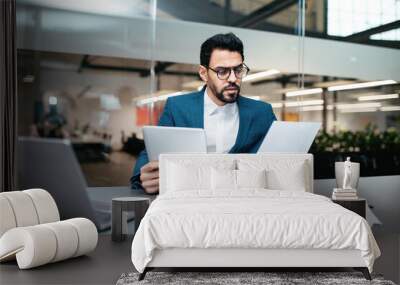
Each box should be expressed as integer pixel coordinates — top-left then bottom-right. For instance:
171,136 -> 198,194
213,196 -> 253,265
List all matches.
335,161 -> 360,190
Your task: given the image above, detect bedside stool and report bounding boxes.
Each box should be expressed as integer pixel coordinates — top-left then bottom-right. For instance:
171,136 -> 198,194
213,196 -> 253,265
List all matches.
112,197 -> 150,242
332,198 -> 366,218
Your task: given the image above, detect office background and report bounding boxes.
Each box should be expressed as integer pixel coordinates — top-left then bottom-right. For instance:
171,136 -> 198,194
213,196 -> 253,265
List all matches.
9,0 -> 400,187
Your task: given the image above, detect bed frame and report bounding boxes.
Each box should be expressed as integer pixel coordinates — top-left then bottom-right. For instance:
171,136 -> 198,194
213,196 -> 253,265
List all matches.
139,248 -> 371,280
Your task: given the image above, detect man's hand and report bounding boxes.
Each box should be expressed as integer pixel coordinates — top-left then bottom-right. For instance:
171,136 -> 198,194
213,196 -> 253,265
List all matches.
140,161 -> 159,194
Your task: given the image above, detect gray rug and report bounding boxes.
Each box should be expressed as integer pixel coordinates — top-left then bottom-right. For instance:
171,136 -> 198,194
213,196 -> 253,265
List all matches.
116,271 -> 396,285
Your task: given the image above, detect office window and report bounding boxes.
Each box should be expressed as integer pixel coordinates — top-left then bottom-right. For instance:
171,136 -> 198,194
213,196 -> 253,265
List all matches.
328,0 -> 400,40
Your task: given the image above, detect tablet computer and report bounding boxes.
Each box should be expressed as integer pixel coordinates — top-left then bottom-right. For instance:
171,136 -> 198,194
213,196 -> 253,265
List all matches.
257,121 -> 321,153
143,126 -> 207,161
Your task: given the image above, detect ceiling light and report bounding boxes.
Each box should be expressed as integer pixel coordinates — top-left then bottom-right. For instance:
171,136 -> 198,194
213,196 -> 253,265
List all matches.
285,88 -> 323,97
314,80 -> 355,88
136,91 -> 185,106
23,75 -> 35,83
242,69 -> 280,83
380,106 -> 400,112
100,94 -> 121,110
136,97 -> 156,106
340,108 -> 378,113
300,106 -> 323,111
157,91 -> 184,101
358,93 -> 399,101
49,96 -> 57,105
300,105 -> 334,111
271,102 -> 283,108
327,80 -> 397,91
243,95 -> 260,100
285,99 -> 324,107
336,102 -> 381,110
181,80 -> 204,90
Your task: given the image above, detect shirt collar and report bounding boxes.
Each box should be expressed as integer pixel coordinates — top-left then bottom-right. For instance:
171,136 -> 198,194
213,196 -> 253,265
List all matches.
204,87 -> 237,116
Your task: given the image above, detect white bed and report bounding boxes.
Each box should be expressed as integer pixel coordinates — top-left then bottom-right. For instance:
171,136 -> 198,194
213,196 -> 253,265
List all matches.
131,153 -> 380,280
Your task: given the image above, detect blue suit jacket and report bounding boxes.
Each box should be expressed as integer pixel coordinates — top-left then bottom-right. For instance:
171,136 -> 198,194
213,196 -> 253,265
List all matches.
130,88 -> 277,190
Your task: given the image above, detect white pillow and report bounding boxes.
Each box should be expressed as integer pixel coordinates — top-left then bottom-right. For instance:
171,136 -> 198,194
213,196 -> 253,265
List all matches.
211,168 -> 236,190
211,168 -> 267,190
166,160 -> 235,192
237,169 -> 267,189
266,162 -> 307,191
237,158 -> 308,191
167,163 -> 209,191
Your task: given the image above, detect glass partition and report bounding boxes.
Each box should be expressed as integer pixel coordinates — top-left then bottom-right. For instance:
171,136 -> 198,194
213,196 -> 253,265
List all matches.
149,0 -> 308,121
16,0 -> 308,187
16,0 -> 400,186
156,0 -> 399,49
16,0 -> 157,186
300,0 -> 400,180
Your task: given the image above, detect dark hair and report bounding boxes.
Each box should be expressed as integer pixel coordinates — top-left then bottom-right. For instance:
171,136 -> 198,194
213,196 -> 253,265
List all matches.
200,33 -> 244,67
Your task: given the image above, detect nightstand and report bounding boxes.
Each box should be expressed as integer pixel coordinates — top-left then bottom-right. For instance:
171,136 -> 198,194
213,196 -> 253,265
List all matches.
332,198 -> 366,218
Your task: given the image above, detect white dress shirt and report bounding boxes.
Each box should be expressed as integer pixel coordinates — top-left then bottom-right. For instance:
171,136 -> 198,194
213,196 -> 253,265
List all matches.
203,88 -> 239,153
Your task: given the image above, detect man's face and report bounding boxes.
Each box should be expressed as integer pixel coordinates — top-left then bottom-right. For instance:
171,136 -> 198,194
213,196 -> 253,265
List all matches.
199,49 -> 243,104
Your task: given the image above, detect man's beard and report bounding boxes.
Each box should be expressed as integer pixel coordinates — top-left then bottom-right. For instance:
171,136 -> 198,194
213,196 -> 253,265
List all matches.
215,83 -> 241,104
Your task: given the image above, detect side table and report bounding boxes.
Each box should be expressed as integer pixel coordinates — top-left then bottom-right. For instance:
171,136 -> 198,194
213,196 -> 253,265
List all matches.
112,197 -> 150,242
332,198 -> 366,218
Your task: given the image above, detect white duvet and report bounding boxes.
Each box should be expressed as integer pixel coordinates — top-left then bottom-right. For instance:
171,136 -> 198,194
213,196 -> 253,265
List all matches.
131,190 -> 380,273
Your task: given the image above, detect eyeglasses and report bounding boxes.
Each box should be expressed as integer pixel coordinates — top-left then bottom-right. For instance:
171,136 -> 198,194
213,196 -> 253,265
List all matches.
207,63 -> 250,80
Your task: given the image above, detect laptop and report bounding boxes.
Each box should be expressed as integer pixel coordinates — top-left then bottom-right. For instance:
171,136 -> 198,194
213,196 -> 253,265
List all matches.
257,121 -> 321,153
17,137 -> 138,231
143,126 -> 207,161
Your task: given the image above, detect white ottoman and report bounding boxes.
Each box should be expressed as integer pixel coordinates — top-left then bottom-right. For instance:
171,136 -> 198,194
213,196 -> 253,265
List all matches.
0,189 -> 98,269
